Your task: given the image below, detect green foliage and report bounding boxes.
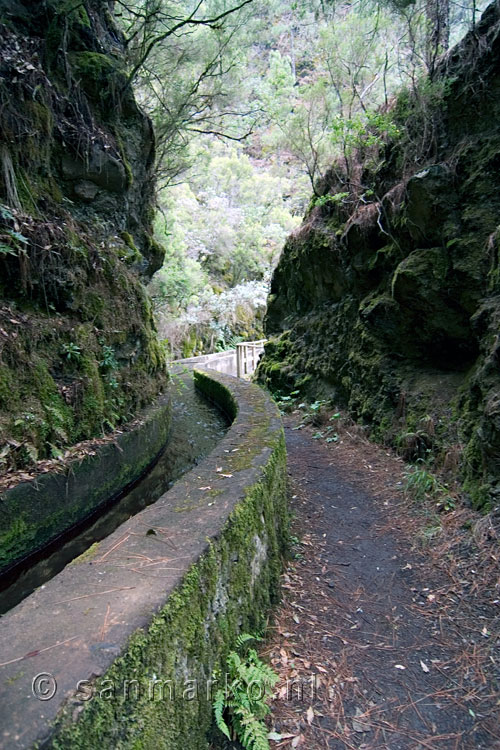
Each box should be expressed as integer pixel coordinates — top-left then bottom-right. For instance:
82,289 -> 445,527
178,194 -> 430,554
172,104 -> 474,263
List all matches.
120,0 -> 260,186
0,226 -> 29,257
0,243 -> 18,257
213,634 -> 279,750
150,246 -> 207,314
216,333 -> 243,352
404,464 -> 440,501
0,205 -> 14,221
272,389 -> 301,415
312,191 -> 349,207
99,344 -> 118,371
257,2 -> 410,187
156,142 -> 300,287
149,139 -> 299,356
62,342 -> 82,361
332,110 -> 401,155
403,463 -> 455,511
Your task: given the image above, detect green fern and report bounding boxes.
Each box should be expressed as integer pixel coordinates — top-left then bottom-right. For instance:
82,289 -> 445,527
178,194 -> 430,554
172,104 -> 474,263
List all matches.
213,690 -> 231,740
45,405 -> 69,443
236,632 -> 260,650
213,635 -> 279,750
24,442 -> 38,463
237,709 -> 270,750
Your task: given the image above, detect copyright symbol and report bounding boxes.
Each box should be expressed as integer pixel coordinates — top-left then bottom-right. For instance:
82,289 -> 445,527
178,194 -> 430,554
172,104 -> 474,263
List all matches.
32,672 -> 57,701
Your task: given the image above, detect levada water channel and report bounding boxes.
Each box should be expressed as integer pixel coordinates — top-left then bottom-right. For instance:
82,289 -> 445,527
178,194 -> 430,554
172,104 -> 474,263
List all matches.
0,371 -> 229,614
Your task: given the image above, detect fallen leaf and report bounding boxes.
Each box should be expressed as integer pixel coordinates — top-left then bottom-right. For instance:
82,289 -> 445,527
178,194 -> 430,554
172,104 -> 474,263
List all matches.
306,706 -> 314,725
420,660 -> 430,673
352,708 -> 370,733
394,664 -> 406,670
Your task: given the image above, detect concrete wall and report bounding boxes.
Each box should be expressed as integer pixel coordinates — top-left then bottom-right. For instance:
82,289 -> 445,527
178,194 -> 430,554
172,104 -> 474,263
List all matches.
172,350 -> 237,377
0,396 -> 172,577
0,369 -> 288,750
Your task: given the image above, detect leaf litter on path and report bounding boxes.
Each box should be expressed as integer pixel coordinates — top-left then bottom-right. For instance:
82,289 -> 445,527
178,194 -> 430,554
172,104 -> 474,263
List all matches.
259,415 -> 499,749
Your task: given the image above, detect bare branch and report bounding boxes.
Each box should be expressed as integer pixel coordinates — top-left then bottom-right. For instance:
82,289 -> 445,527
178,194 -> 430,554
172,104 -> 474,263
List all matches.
123,0 -> 255,90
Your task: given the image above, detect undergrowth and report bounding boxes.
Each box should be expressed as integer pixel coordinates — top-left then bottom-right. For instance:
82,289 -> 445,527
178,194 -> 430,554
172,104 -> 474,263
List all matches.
213,634 -> 279,750
403,461 -> 456,511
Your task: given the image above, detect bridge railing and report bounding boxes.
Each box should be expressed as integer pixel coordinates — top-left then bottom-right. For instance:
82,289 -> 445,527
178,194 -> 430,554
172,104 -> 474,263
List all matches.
172,339 -> 267,379
236,339 -> 267,379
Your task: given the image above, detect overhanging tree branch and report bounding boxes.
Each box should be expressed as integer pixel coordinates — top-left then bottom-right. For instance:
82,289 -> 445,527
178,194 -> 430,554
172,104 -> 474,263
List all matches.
123,0 -> 255,90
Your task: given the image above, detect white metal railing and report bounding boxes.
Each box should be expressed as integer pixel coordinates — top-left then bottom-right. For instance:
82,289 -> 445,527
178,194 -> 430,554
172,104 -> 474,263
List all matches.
236,340 -> 267,379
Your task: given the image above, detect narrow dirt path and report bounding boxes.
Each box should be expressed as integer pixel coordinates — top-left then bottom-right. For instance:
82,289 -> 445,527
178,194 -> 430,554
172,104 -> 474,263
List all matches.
263,417 -> 499,750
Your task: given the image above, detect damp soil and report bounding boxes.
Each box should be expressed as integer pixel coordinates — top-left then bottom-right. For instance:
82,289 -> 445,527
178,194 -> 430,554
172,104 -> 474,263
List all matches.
0,372 -> 228,614
262,415 -> 499,750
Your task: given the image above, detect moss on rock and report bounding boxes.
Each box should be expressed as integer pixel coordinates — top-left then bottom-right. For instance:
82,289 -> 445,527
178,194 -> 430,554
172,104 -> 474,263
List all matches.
258,2 -> 500,510
0,0 -> 166,471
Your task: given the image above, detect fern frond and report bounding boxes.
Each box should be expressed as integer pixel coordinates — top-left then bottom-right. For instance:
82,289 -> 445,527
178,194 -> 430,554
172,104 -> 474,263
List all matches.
227,651 -> 242,671
213,635 -> 279,750
236,632 -> 261,650
239,708 -> 270,750
213,689 -> 231,740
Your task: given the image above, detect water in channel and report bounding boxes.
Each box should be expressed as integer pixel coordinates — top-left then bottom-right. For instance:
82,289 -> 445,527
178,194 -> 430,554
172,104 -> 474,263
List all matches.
0,371 -> 229,615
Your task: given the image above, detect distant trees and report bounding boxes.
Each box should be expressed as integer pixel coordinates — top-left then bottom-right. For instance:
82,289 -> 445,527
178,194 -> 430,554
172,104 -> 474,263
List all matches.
116,0 -> 255,86
148,139 -> 301,355
258,4 -> 404,190
257,0 -> 487,188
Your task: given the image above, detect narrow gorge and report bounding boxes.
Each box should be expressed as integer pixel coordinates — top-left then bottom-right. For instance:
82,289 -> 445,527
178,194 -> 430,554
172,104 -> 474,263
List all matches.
0,1 -> 499,749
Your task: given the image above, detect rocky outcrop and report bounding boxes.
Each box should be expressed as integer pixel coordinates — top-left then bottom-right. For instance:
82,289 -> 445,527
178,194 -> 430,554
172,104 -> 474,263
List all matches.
0,0 -> 166,471
259,1 -> 500,509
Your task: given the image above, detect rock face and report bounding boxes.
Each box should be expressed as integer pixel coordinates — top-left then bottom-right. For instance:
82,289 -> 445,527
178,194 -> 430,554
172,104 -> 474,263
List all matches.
0,0 -> 166,470
259,1 -> 500,508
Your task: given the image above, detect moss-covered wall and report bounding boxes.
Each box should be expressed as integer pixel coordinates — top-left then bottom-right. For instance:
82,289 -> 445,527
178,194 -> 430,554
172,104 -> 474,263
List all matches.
0,369 -> 288,750
0,0 -> 166,472
258,2 -> 500,510
0,394 -> 171,574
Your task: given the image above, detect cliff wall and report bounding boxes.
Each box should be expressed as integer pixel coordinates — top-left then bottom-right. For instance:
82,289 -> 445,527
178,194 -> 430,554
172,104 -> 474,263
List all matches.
259,1 -> 500,508
0,0 -> 166,472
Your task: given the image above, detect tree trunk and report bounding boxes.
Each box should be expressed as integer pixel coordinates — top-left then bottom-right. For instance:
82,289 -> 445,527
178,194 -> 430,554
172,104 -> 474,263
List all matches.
426,0 -> 450,73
